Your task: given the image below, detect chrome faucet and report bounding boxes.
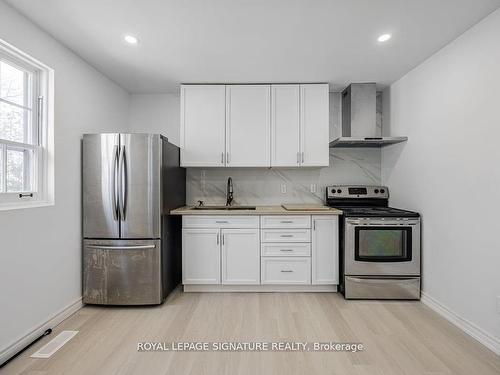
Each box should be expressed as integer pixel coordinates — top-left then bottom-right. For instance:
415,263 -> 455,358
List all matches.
226,177 -> 233,206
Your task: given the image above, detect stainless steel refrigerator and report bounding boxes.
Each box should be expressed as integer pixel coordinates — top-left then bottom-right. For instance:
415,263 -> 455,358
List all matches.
82,133 -> 185,305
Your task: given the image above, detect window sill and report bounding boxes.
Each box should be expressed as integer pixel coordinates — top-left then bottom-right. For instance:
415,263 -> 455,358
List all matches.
0,200 -> 54,211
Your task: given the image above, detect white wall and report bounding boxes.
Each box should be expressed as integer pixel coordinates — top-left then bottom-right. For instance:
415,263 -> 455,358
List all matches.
382,8 -> 500,349
0,1 -> 130,359
129,93 -> 180,146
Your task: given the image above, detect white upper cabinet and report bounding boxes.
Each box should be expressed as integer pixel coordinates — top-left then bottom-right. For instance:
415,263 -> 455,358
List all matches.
180,83 -> 328,168
300,84 -> 330,167
226,85 -> 271,167
272,84 -> 329,167
271,85 -> 301,167
180,85 -> 226,167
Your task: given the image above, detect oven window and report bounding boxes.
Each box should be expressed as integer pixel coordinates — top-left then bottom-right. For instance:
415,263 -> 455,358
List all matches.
355,227 -> 412,262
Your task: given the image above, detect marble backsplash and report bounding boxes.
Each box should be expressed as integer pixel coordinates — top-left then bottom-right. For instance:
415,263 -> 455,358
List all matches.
186,148 -> 381,206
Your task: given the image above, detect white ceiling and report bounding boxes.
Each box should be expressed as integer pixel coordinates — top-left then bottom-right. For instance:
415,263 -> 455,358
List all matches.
6,0 -> 500,93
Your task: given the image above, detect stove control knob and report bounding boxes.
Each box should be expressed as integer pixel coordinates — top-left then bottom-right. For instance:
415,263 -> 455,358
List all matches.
337,189 -> 342,194
380,189 -> 385,194
374,189 -> 379,194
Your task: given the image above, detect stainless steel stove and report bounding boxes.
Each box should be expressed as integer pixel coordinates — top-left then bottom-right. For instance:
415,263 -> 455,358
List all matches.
326,185 -> 421,300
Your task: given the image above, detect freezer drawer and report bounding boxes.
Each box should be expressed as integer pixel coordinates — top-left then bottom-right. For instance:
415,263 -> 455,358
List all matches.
83,239 -> 162,305
344,276 -> 420,300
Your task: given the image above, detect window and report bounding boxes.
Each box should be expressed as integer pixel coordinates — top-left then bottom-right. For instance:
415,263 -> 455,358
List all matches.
0,39 -> 54,209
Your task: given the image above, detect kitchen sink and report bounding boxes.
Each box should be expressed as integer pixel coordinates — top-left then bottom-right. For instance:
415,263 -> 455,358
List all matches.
192,205 -> 256,210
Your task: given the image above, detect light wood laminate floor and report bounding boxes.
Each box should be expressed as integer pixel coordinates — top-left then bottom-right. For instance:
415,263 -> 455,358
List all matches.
3,291 -> 499,375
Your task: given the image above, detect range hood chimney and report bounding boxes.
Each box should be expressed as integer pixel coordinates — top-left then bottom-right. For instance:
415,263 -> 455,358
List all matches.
329,83 -> 407,148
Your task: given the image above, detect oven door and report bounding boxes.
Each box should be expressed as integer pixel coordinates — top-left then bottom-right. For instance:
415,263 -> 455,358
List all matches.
344,218 -> 420,276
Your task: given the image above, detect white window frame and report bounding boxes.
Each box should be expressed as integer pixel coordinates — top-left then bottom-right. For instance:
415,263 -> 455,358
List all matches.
0,38 -> 54,211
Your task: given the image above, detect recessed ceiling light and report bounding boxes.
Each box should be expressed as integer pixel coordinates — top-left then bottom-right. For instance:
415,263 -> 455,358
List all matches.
377,33 -> 392,43
124,34 -> 139,45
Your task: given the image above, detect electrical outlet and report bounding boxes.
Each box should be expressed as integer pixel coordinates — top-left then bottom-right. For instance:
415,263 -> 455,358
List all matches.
281,184 -> 287,194
310,184 -> 317,193
497,296 -> 500,314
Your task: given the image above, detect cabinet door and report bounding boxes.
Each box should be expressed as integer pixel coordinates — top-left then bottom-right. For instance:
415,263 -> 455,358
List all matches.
226,85 -> 270,167
182,228 -> 220,284
299,84 -> 329,167
180,85 -> 226,167
221,229 -> 260,285
271,85 -> 300,166
311,216 -> 339,284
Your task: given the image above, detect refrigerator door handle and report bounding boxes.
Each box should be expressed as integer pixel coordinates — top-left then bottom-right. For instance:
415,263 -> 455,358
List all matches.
118,145 -> 127,220
112,145 -> 120,220
86,244 -> 156,250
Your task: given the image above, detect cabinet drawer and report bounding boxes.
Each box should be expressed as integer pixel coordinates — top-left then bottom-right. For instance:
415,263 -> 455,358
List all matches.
261,257 -> 311,284
260,215 -> 311,229
261,229 -> 310,242
261,243 -> 311,257
183,215 -> 259,228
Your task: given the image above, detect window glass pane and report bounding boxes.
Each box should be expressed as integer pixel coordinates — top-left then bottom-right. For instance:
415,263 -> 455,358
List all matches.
0,101 -> 31,143
0,61 -> 29,107
6,148 -> 32,192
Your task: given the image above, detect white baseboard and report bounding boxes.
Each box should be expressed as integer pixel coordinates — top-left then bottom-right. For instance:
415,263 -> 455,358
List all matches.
421,291 -> 500,355
183,284 -> 338,292
0,297 -> 83,366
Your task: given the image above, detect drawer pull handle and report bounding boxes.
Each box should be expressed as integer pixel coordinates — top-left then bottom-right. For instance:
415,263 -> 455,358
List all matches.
280,234 -> 294,238
216,221 -> 229,224
280,220 -> 293,223
280,249 -> 293,252
281,270 -> 294,273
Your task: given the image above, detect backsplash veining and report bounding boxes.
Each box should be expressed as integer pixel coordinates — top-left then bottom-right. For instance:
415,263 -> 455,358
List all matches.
187,148 -> 381,205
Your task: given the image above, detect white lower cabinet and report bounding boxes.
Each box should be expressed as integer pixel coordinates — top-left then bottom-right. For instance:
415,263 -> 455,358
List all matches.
182,228 -> 221,284
222,228 -> 260,285
311,215 -> 339,284
182,214 -> 339,289
261,257 -> 311,284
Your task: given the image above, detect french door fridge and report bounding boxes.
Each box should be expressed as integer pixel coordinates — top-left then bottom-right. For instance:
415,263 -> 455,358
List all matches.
82,133 -> 185,305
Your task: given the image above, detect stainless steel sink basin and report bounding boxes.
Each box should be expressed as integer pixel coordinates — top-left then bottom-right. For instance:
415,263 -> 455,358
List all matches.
192,205 -> 256,210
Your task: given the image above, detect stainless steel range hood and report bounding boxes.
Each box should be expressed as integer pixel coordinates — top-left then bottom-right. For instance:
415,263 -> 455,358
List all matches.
329,83 -> 407,148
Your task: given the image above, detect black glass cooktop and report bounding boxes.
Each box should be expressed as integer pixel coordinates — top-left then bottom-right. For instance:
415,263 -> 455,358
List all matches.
337,206 -> 420,218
